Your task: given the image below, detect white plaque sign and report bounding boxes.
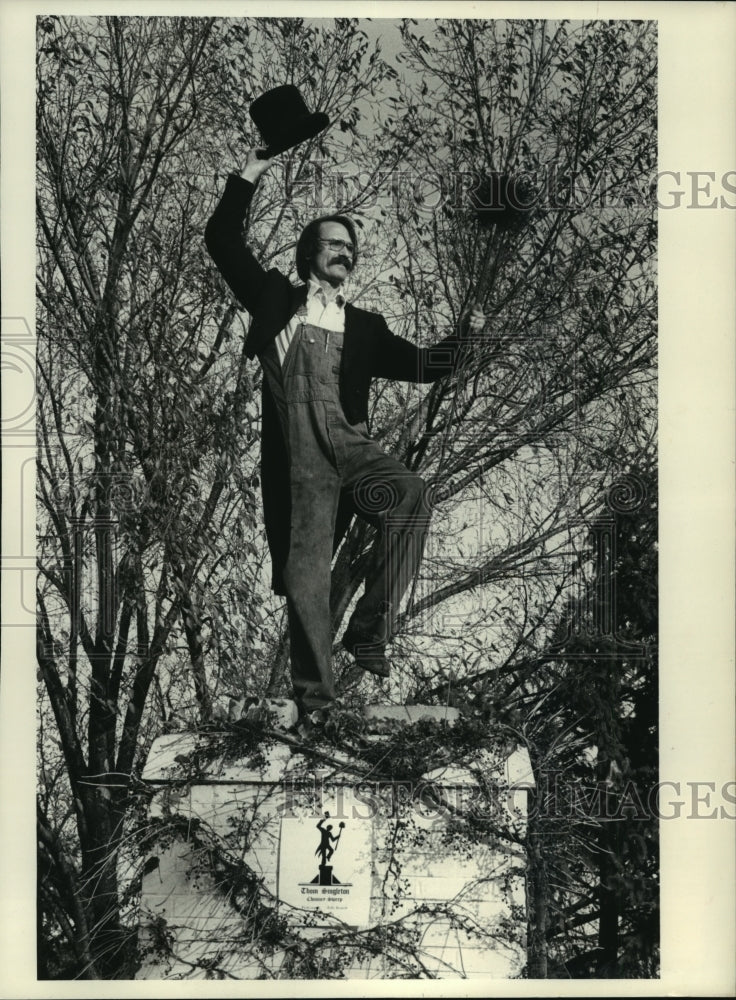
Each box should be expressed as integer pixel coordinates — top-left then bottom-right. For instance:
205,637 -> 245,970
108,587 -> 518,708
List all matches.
278,812 -> 373,927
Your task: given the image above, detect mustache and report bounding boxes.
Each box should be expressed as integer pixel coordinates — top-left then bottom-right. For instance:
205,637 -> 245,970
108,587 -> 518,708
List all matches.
331,257 -> 353,270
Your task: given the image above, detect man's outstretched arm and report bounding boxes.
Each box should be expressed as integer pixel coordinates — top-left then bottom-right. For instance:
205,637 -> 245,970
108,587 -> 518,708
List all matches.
370,307 -> 487,384
204,150 -> 274,315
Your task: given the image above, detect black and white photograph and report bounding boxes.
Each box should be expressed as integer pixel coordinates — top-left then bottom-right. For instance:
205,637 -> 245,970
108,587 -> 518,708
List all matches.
0,1 -> 734,992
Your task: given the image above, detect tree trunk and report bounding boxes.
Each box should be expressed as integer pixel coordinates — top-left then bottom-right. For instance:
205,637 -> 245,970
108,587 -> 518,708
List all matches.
526,806 -> 549,977
597,816 -> 621,976
181,588 -> 212,722
80,795 -> 127,977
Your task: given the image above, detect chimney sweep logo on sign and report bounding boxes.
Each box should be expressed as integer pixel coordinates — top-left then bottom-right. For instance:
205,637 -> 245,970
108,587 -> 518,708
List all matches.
307,812 -> 348,887
278,808 -> 372,925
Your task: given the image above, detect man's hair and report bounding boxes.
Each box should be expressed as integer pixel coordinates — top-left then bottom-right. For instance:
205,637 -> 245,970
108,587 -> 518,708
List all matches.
296,214 -> 358,283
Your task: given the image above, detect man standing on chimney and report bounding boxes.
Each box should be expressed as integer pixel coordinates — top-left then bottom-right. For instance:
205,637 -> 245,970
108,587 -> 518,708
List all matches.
205,150 -> 485,732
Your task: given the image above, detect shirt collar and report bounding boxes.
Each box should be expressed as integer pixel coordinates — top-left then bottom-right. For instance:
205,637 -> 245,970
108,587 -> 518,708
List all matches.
306,278 -> 347,309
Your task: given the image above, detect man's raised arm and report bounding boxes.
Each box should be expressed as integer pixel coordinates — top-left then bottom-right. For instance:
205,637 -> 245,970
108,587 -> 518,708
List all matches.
204,149 -> 275,315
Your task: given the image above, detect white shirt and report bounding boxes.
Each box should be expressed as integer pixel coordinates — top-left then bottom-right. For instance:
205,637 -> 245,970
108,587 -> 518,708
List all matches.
274,279 -> 347,366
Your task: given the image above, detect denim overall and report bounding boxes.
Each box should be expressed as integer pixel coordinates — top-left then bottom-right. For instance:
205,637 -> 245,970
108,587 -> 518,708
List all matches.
261,321 -> 431,714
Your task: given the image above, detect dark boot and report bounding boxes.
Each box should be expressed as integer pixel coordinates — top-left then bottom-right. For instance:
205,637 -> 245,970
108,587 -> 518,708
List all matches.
342,602 -> 392,677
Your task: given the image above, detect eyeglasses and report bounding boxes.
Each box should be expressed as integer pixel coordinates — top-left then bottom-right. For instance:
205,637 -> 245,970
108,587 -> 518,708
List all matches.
317,238 -> 355,256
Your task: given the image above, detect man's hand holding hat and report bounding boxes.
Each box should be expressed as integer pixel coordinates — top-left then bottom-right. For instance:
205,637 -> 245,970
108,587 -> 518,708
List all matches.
242,148 -> 276,185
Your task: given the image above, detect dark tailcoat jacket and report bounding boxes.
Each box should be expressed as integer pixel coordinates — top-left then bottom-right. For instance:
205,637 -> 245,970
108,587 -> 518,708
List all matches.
205,174 -> 469,594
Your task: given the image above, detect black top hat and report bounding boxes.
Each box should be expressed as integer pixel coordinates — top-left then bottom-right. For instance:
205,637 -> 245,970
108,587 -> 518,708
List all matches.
249,85 -> 330,158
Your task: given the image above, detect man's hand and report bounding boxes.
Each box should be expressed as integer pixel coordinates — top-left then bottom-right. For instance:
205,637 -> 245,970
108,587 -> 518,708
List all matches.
461,304 -> 487,336
468,306 -> 486,332
242,148 -> 275,185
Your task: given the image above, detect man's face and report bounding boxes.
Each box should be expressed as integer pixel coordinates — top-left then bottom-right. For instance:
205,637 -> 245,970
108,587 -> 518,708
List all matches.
309,221 -> 354,288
